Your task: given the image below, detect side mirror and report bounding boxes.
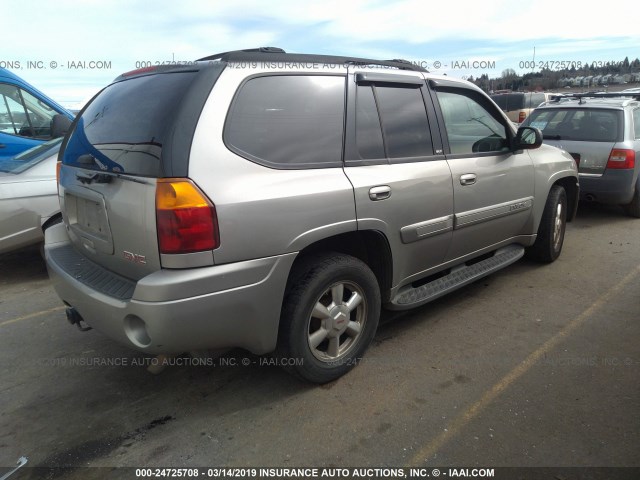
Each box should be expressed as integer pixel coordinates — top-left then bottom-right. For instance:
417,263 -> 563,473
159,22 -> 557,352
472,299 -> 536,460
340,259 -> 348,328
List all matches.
51,114 -> 72,139
514,126 -> 543,150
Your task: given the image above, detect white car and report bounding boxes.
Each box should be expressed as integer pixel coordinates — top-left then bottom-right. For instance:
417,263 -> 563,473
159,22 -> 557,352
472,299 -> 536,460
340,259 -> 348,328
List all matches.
0,138 -> 61,254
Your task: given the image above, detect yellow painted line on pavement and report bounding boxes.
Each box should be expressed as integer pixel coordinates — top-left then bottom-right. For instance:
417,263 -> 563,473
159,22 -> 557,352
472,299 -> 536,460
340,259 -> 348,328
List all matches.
0,306 -> 65,327
410,264 -> 640,466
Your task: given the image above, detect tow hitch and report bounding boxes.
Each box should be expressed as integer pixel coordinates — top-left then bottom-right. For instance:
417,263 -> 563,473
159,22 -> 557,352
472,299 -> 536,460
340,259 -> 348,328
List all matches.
65,307 -> 92,332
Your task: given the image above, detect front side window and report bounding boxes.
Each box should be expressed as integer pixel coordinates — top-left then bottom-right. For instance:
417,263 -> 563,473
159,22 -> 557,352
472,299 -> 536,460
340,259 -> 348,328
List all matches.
225,75 -> 345,168
436,90 -> 509,155
0,83 -> 57,138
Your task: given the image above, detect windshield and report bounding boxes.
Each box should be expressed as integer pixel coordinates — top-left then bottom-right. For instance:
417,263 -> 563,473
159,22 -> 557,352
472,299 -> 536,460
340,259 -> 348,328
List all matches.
0,137 -> 62,173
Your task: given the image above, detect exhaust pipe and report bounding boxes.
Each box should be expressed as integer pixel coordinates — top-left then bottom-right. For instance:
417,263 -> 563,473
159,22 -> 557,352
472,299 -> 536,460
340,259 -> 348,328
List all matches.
66,307 -> 92,332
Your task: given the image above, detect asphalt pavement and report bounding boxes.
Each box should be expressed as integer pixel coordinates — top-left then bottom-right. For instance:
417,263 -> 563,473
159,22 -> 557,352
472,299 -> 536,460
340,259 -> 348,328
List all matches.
0,202 -> 638,479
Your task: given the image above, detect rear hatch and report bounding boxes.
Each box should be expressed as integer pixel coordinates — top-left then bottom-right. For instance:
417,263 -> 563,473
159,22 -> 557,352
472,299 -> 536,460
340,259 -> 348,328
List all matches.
59,63 -> 225,280
525,107 -> 623,175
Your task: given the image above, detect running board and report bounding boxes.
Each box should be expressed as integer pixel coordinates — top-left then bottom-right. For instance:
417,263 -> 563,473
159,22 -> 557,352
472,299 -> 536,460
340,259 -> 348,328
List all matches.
389,245 -> 525,310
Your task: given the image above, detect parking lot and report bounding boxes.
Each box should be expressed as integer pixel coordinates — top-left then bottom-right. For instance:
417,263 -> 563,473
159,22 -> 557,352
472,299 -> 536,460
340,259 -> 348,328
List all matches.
1,202 -> 639,478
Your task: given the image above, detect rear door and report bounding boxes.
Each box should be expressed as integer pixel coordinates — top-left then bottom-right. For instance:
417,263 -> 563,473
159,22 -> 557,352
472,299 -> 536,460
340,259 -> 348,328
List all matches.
59,70 -> 204,280
342,70 -> 453,288
430,81 -> 535,261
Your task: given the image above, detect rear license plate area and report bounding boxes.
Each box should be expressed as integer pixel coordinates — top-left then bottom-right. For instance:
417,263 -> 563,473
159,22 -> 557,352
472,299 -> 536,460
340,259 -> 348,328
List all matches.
65,192 -> 111,242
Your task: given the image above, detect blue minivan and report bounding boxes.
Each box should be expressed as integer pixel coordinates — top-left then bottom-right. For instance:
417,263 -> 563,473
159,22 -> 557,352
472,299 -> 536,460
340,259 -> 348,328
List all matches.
0,68 -> 74,158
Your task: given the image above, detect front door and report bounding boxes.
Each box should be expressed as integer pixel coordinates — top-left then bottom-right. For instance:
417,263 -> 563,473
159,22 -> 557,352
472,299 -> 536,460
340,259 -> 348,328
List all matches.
430,83 -> 535,261
342,70 -> 454,289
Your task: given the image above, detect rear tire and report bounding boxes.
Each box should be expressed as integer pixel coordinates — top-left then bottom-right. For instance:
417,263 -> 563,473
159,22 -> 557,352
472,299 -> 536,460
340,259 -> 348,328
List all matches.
622,187 -> 640,218
276,253 -> 380,384
526,185 -> 567,263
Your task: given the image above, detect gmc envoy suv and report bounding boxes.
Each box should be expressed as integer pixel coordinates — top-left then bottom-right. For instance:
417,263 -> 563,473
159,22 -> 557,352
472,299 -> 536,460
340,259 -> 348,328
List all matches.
45,48 -> 579,383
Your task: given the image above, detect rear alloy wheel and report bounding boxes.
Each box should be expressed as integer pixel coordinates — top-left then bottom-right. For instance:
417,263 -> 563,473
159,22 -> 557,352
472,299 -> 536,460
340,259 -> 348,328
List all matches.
277,254 -> 380,383
526,185 -> 567,263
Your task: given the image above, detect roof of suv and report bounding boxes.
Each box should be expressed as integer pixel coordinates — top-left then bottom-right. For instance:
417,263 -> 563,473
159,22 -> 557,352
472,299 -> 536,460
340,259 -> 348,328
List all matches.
196,47 -> 429,72
114,47 -> 431,84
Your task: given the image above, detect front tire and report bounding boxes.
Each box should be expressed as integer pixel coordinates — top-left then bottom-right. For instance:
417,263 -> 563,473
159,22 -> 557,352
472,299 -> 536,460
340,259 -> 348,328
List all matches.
276,253 -> 381,383
526,185 -> 567,263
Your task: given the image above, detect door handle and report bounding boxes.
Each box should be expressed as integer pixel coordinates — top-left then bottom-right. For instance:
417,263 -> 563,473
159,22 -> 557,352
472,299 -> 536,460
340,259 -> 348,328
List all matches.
369,185 -> 391,201
460,174 -> 477,186
0,144 -> 6,149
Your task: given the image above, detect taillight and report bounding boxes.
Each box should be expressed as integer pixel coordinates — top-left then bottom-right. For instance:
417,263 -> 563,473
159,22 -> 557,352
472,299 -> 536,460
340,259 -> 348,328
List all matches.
606,149 -> 635,170
518,111 -> 527,123
155,179 -> 219,254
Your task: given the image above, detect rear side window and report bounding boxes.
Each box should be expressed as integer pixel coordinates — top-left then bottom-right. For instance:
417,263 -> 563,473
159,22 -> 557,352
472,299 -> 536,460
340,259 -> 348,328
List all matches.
225,75 -> 345,169
526,108 -> 622,142
63,72 -> 197,177
634,109 -> 640,140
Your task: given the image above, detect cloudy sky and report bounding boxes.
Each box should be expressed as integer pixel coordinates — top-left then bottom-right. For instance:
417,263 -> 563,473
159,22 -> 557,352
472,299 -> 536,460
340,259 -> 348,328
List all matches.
3,0 -> 639,108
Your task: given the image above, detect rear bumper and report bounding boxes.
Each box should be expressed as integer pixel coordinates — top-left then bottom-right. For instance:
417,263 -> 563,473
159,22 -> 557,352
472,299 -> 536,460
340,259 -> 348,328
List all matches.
579,169 -> 638,205
44,223 -> 296,355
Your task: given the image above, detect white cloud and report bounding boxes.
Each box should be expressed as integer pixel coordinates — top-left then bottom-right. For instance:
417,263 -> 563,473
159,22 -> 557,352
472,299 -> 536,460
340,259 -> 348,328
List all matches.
3,0 -> 638,103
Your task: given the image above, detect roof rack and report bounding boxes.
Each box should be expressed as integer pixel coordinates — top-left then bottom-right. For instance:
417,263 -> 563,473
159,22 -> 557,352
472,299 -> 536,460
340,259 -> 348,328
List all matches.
550,92 -> 640,104
197,47 -> 429,73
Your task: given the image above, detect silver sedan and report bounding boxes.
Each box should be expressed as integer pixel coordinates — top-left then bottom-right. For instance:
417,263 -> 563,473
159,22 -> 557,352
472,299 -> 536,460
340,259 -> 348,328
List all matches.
0,138 -> 61,254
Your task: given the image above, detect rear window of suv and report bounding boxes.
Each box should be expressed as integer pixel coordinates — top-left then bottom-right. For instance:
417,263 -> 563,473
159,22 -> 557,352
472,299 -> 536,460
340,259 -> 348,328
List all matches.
526,108 -> 623,142
63,71 -> 198,177
225,75 -> 346,169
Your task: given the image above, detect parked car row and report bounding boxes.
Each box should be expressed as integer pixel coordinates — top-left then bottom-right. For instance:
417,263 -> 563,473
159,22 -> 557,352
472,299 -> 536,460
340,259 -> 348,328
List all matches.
522,92 -> 640,217
489,91 -> 560,123
490,89 -> 639,217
